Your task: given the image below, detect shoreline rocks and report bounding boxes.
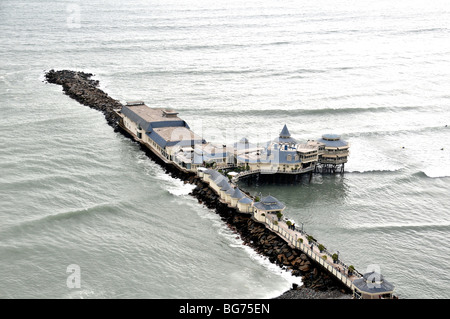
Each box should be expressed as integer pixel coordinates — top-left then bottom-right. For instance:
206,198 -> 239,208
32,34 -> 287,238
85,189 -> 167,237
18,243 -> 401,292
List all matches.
45,69 -> 353,299
275,285 -> 351,299
45,69 -> 122,130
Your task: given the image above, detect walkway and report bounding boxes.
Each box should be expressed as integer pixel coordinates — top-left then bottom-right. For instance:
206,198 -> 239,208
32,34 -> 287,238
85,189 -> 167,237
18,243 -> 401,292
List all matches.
253,211 -> 362,289
231,167 -> 315,183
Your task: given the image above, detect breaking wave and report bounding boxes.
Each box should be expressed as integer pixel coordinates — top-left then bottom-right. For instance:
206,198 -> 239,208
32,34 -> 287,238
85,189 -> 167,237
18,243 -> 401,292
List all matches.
154,169 -> 196,196
345,168 -> 403,174
416,169 -> 450,179
191,105 -> 420,119
224,226 -> 302,298
348,222 -> 450,233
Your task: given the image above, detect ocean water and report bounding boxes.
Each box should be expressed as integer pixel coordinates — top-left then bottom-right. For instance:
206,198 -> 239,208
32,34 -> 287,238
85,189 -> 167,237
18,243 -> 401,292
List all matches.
1,0 -> 450,299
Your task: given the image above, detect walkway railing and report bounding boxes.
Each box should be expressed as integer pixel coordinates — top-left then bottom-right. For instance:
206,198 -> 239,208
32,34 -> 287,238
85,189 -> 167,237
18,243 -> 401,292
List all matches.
232,169 -> 261,181
216,163 -> 238,169
232,167 -> 315,182
254,212 -> 361,289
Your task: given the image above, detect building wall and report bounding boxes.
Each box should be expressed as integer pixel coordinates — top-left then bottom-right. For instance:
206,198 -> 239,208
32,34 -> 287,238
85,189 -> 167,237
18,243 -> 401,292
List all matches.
254,209 -> 266,222
237,202 -> 254,213
124,115 -> 171,162
203,174 -> 211,183
123,116 -> 138,135
320,147 -> 349,164
219,190 -> 228,201
230,197 -> 240,207
210,181 -> 222,194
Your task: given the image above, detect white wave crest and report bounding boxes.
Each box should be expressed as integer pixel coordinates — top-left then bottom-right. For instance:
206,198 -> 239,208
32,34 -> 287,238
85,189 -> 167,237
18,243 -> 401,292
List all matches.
345,167 -> 403,174
221,226 -> 302,298
421,167 -> 450,178
190,200 -> 302,298
154,170 -> 196,196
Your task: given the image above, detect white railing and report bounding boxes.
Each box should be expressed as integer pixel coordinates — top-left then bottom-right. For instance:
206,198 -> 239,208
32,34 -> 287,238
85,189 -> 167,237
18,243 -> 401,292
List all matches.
232,169 -> 261,180
216,163 -> 238,169
259,214 -> 358,289
232,167 -> 314,182
319,159 -> 347,164
260,167 -> 314,175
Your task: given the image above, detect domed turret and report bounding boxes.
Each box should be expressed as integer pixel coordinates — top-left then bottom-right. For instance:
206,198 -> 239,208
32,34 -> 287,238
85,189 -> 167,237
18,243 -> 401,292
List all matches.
352,271 -> 395,299
273,124 -> 298,144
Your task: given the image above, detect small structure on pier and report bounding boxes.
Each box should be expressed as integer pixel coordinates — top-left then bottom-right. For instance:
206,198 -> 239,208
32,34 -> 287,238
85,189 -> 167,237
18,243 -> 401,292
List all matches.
238,197 -> 254,213
224,186 -> 236,203
230,187 -> 246,207
213,177 -> 229,195
352,271 -> 395,299
201,168 -> 255,213
202,169 -> 217,183
219,182 -> 232,201
308,134 -> 349,173
119,101 -> 206,170
253,195 -> 286,215
197,167 -> 207,178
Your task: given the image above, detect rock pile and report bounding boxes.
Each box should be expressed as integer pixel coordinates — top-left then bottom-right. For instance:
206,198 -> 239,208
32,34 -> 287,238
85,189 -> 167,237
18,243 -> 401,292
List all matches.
275,286 -> 351,299
45,69 -> 122,130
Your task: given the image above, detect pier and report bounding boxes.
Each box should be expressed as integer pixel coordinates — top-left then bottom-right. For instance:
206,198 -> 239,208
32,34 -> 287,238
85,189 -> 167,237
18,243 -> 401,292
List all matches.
45,69 -> 396,299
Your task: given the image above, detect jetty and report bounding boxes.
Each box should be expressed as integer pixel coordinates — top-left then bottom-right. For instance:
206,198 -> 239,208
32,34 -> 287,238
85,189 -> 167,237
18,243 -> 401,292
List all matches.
197,169 -> 396,299
45,70 -> 396,299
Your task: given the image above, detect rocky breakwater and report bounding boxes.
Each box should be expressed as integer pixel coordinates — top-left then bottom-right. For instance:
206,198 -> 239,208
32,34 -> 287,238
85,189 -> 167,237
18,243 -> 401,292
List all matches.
46,69 -> 352,298
45,69 -> 122,130
190,179 -> 352,298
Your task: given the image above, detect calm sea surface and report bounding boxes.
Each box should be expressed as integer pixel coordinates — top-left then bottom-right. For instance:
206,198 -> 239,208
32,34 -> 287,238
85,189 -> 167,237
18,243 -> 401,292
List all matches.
1,0 -> 450,298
